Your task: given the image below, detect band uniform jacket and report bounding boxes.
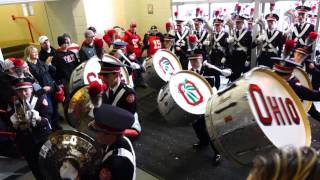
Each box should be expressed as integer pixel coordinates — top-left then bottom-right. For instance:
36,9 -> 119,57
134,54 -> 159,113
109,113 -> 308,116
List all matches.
292,23 -> 315,48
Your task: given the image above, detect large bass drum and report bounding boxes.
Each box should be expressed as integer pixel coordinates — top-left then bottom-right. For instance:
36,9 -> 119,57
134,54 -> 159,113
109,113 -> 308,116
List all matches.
205,67 -> 311,166
39,130 -> 102,180
158,70 -> 214,124
69,57 -> 101,94
143,49 -> 182,90
293,67 -> 313,111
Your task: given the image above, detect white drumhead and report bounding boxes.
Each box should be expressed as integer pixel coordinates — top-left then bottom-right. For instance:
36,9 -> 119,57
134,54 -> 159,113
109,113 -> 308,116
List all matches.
153,49 -> 182,81
169,70 -> 212,115
293,67 -> 312,111
83,57 -> 101,84
247,68 -> 310,148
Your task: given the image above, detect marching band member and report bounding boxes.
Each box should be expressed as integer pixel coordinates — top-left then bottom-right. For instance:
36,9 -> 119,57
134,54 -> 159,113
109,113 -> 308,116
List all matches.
88,59 -> 141,138
143,25 -> 163,57
174,11 -> 190,70
227,12 -> 252,81
292,3 -> 315,49
9,77 -> 51,180
192,17 -> 209,58
256,9 -> 285,68
206,10 -> 230,89
123,22 -> 147,88
88,104 -> 136,180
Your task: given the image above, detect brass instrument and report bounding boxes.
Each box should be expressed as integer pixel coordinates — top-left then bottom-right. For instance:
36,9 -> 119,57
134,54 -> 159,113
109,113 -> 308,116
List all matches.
14,98 -> 30,129
283,9 -> 295,39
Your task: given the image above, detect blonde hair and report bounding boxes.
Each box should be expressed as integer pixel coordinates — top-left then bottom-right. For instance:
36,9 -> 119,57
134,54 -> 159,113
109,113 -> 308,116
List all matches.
248,146 -> 320,180
24,45 -> 38,62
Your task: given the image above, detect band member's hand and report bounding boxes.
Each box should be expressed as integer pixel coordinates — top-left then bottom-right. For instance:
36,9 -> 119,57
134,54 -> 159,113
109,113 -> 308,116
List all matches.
245,60 -> 250,67
221,57 -> 226,64
59,160 -> 79,180
129,53 -> 136,61
26,109 -> 41,122
10,113 -> 19,129
221,69 -> 232,77
176,46 -> 181,51
309,63 -> 315,69
203,40 -> 210,46
227,37 -> 234,44
256,35 -> 265,44
203,60 -> 211,67
130,62 -> 141,70
99,167 -> 112,180
43,86 -> 51,92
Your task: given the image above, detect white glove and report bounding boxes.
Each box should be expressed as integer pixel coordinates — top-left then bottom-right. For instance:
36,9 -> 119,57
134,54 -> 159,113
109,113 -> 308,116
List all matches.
203,60 -> 210,67
26,110 -> 41,126
203,40 -> 210,46
221,57 -> 226,64
176,46 -> 181,51
227,37 -> 234,44
130,62 -> 141,70
129,53 -> 136,61
256,35 -> 265,44
221,69 -> 232,77
60,160 -> 79,180
10,113 -> 19,129
245,60 -> 250,67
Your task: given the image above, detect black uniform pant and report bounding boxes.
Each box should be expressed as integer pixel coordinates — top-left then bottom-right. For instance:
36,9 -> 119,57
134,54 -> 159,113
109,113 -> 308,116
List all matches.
176,51 -> 188,70
16,132 -> 45,180
192,116 -> 220,155
228,50 -> 247,82
257,51 -> 277,68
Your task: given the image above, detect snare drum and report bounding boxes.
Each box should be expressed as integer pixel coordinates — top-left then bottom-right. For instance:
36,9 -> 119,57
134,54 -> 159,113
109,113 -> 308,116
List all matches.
293,67 -> 313,111
69,57 -> 101,94
143,49 -> 182,90
158,70 -> 214,124
205,67 -> 311,166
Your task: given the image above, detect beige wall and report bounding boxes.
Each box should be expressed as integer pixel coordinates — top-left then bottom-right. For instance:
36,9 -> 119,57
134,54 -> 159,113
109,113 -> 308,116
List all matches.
0,0 -> 172,48
0,2 -> 51,47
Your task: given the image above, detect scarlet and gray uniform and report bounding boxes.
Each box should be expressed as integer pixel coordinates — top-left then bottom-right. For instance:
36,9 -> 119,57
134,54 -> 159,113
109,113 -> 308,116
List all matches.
292,23 -> 315,48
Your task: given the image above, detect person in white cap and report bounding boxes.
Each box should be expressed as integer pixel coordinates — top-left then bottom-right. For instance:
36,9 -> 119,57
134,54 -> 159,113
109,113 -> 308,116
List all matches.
38,35 -> 56,64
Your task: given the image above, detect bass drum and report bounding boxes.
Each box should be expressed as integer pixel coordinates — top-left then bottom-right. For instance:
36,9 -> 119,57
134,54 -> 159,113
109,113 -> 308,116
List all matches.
143,49 -> 182,90
39,130 -> 102,180
205,67 -> 311,166
103,54 -> 134,88
293,67 -> 313,111
158,70 -> 214,124
69,57 -> 101,94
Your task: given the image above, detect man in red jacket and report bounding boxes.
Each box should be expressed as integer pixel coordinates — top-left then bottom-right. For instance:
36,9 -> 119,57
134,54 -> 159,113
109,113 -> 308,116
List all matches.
143,25 -> 163,57
123,22 -> 147,88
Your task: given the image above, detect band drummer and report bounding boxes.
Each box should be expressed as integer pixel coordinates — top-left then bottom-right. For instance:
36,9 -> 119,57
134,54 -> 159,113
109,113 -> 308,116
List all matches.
88,59 -> 141,138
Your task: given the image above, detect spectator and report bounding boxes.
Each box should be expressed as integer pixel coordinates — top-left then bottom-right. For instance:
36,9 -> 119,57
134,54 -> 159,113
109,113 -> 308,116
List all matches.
79,30 -> 96,63
63,33 -> 80,59
38,35 -> 56,64
52,35 -> 79,95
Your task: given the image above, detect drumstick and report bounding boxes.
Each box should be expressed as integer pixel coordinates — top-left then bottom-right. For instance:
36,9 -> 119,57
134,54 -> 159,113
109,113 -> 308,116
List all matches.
203,62 -> 224,73
116,50 -> 133,65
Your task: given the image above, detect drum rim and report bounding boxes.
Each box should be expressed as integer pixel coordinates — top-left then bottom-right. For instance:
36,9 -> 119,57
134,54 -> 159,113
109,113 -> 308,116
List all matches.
65,85 -> 91,129
152,49 -> 182,81
249,67 -> 311,146
169,70 -> 213,114
293,67 -> 313,112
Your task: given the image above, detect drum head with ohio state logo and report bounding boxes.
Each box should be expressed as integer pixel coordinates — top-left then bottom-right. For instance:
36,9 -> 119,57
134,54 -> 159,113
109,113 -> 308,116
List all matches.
169,70 -> 213,115
247,68 -> 311,148
69,57 -> 101,93
153,49 -> 182,81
